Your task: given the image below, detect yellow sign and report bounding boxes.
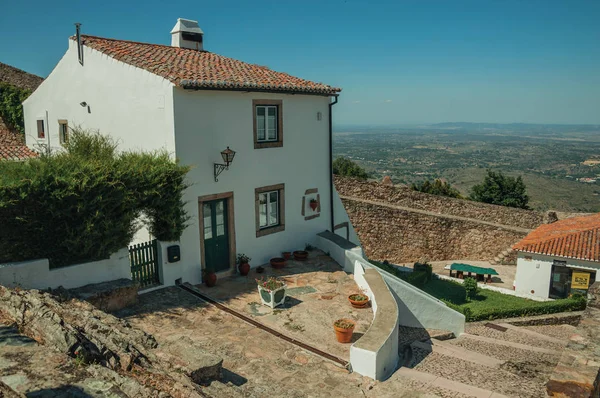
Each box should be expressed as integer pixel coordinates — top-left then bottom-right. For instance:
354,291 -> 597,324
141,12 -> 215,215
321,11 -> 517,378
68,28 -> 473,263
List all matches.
572,271 -> 591,290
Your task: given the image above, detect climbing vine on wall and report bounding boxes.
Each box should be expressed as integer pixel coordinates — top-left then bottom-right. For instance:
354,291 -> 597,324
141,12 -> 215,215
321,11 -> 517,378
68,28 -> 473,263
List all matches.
0,82 -> 31,135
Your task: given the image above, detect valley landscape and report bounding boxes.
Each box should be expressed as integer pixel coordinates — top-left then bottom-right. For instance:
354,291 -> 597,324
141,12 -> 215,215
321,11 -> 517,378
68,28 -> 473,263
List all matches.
334,122 -> 600,212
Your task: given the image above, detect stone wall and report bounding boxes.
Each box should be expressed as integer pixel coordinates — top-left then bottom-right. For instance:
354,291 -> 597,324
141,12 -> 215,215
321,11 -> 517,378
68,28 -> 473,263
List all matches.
341,198 -> 528,263
335,176 -> 544,230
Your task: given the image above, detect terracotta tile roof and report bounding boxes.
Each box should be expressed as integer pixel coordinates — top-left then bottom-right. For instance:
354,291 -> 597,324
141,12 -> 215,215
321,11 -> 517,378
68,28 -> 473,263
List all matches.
0,119 -> 38,161
513,213 -> 600,262
76,35 -> 341,96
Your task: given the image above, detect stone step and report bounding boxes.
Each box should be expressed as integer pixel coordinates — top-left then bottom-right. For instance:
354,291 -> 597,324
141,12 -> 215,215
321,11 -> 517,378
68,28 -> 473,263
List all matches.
397,367 -> 510,398
495,323 -> 568,345
460,333 -> 559,355
411,339 -> 504,368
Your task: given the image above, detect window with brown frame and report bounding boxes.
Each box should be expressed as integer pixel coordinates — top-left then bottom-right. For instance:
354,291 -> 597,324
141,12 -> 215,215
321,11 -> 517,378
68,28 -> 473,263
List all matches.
253,99 -> 283,149
58,120 -> 69,144
255,183 -> 285,237
36,119 -> 45,139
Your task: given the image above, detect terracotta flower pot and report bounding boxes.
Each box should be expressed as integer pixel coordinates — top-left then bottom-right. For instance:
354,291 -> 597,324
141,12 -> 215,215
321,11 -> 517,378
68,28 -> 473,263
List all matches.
348,294 -> 370,308
282,251 -> 292,260
204,272 -> 217,287
270,257 -> 286,269
333,319 -> 356,343
293,250 -> 308,261
238,262 -> 250,276
309,201 -> 318,211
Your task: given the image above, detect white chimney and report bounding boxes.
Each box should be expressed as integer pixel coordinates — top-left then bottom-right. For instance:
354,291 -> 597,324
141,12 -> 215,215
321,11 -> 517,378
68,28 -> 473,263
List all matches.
171,18 -> 204,50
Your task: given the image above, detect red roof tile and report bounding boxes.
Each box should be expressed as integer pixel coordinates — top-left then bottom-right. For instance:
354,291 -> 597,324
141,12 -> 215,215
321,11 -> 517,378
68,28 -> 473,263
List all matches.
513,213 -> 600,262
0,118 -> 38,161
76,35 -> 341,96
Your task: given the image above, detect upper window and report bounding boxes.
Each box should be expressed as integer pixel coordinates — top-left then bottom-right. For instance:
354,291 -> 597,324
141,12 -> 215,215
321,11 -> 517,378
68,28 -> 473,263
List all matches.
58,120 -> 69,144
255,183 -> 285,237
36,119 -> 45,139
253,100 -> 283,149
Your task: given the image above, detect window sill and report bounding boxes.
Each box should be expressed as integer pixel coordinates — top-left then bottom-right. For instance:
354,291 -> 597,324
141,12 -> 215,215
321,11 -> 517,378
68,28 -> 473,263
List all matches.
255,141 -> 283,149
256,224 -> 285,237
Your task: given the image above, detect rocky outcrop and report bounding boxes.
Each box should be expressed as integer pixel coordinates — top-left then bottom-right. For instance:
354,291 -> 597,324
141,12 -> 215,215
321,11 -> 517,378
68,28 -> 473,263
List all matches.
0,285 -> 223,397
67,278 -> 139,312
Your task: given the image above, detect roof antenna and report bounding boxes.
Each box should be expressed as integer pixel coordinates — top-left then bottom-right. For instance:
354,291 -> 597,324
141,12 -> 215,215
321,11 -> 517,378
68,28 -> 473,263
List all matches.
75,22 -> 84,66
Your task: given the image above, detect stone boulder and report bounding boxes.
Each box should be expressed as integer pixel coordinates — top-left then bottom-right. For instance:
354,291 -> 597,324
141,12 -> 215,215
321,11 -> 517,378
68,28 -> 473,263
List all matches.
68,278 -> 139,312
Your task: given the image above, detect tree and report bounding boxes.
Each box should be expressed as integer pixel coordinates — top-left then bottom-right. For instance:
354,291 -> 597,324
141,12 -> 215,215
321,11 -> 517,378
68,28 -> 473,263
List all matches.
463,277 -> 479,302
410,179 -> 463,199
469,169 -> 530,209
0,82 -> 31,136
332,157 -> 369,180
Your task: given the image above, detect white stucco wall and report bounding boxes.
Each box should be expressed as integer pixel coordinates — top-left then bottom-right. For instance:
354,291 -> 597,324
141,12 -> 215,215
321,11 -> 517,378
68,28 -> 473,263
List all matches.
515,252 -> 600,299
172,89 -> 334,284
23,40 -> 176,155
0,248 -> 130,290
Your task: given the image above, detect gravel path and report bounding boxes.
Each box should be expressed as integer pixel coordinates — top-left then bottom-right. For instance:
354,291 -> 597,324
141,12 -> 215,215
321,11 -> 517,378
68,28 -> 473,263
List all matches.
465,324 -> 565,350
412,350 -> 548,397
449,336 -> 559,364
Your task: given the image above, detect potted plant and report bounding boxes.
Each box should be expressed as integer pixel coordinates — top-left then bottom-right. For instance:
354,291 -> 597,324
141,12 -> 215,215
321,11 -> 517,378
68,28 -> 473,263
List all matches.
333,319 -> 356,343
203,268 -> 217,287
256,277 -> 287,308
270,257 -> 286,269
282,251 -> 292,260
293,250 -> 308,261
348,292 -> 370,308
309,198 -> 318,211
237,253 -> 251,276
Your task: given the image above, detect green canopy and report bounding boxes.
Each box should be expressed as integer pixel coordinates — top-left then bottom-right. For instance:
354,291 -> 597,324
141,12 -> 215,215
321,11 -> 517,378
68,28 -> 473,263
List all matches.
450,263 -> 499,276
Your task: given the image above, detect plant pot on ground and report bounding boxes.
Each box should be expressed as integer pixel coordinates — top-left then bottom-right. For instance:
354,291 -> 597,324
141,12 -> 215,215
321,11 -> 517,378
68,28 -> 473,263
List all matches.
348,293 -> 370,308
203,269 -> 217,287
256,266 -> 265,274
237,253 -> 251,276
333,319 -> 356,343
293,250 -> 308,261
270,257 -> 286,269
282,251 -> 292,260
256,277 -> 287,308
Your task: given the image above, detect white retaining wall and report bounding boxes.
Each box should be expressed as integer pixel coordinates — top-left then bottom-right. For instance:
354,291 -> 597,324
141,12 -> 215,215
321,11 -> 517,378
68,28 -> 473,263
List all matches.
0,248 -> 130,290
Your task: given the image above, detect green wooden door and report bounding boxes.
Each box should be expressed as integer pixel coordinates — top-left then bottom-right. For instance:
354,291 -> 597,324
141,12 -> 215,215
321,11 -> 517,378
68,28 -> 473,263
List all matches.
203,199 -> 230,272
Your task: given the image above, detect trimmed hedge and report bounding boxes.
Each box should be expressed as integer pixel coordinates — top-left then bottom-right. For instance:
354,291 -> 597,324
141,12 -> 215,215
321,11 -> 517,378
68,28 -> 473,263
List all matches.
445,294 -> 586,322
370,260 -> 429,288
0,129 -> 190,268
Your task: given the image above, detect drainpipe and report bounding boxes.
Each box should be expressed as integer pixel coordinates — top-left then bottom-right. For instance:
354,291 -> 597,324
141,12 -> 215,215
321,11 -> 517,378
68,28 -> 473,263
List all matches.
328,95 -> 338,232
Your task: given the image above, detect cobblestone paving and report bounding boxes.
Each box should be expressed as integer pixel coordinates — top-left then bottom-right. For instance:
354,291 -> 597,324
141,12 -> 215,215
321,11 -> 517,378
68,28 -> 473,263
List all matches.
465,323 -> 565,350
521,324 -> 576,340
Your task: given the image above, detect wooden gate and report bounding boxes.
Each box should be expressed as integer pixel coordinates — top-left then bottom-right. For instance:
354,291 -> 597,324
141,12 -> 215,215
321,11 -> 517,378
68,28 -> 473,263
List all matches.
129,239 -> 160,288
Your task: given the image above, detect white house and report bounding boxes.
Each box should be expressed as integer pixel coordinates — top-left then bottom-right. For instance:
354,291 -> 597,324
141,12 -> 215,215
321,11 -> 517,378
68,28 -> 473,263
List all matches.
513,213 -> 600,299
23,19 -> 350,287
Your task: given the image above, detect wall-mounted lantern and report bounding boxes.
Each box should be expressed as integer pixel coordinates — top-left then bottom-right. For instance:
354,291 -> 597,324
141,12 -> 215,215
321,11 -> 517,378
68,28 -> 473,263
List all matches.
214,146 -> 236,182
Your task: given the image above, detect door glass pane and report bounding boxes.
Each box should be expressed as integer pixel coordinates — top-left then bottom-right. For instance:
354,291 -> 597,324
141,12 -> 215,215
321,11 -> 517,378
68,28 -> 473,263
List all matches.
256,107 -> 265,140
216,201 -> 225,236
269,191 -> 278,225
259,193 -> 268,227
203,203 -> 212,239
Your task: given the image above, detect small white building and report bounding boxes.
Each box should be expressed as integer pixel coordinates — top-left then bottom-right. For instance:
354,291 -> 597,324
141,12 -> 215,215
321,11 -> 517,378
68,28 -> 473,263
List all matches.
513,213 -> 600,299
23,19 -> 354,287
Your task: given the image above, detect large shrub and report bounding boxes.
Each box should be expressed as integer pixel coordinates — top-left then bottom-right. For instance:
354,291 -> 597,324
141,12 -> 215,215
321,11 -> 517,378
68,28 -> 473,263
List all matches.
410,179 -> 463,199
332,157 -> 369,180
0,129 -> 190,268
470,169 -> 530,209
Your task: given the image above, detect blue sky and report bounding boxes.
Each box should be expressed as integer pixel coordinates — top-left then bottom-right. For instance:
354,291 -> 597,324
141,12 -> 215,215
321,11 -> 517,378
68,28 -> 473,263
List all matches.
1,0 -> 599,125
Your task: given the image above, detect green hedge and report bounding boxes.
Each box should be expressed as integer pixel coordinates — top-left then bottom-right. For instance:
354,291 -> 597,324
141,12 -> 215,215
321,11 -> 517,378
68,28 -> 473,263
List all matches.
444,294 -> 586,322
370,260 -> 429,288
0,82 -> 30,135
0,129 -> 190,268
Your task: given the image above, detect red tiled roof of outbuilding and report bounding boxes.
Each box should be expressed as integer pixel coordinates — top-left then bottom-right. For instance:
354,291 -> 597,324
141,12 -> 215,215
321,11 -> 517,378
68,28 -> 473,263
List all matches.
75,35 -> 341,96
512,213 -> 600,262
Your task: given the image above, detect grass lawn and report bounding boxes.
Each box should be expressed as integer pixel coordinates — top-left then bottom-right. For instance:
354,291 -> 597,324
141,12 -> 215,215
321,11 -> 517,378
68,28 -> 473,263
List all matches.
369,260 -> 586,322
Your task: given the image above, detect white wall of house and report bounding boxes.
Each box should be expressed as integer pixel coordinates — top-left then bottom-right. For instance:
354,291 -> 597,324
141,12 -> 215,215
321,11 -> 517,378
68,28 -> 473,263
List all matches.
23,40 -> 176,155
515,252 -> 600,299
172,89 -> 333,285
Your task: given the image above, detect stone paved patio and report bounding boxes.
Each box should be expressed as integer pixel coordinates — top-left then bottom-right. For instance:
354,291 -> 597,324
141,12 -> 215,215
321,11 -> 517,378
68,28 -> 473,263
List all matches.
194,249 -> 373,361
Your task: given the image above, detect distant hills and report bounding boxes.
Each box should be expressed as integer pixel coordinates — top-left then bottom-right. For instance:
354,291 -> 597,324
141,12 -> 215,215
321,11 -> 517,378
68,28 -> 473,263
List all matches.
335,122 -> 600,133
